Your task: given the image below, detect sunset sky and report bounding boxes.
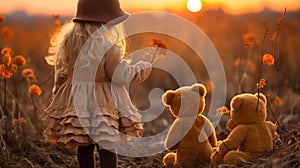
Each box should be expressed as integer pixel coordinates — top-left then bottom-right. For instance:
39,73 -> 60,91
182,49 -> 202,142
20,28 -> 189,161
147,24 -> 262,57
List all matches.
0,0 -> 299,16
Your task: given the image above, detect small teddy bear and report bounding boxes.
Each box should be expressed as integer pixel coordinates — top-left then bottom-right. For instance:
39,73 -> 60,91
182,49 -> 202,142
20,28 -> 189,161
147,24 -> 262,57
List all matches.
162,83 -> 217,168
211,93 -> 279,166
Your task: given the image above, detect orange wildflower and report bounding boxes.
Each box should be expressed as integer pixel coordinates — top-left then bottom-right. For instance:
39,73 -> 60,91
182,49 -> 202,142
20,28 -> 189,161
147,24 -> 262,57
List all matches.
22,69 -> 34,77
14,55 -> 26,66
0,16 -> 5,23
4,69 -> 12,79
0,68 -> 12,79
205,80 -> 214,93
1,47 -> 12,56
29,84 -> 42,96
243,32 -> 258,48
217,106 -> 230,115
274,96 -> 283,106
1,26 -> 14,40
19,117 -> 27,124
146,38 -> 168,63
11,64 -> 18,72
12,119 -> 19,126
247,61 -> 256,72
150,38 -> 168,50
256,79 -> 267,89
262,53 -> 275,66
26,73 -> 37,82
2,54 -> 12,65
234,58 -> 243,67
48,139 -> 58,145
22,69 -> 36,81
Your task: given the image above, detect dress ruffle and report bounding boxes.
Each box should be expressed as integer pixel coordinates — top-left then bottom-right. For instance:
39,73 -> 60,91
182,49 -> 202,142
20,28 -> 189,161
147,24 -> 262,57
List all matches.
43,81 -> 144,148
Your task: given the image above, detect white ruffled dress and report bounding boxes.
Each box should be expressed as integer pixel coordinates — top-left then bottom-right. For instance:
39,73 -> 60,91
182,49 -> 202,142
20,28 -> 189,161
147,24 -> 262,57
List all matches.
43,45 -> 152,148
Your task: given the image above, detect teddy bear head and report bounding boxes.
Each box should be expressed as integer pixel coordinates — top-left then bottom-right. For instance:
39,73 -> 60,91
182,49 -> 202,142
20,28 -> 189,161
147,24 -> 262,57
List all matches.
162,83 -> 207,118
226,93 -> 267,130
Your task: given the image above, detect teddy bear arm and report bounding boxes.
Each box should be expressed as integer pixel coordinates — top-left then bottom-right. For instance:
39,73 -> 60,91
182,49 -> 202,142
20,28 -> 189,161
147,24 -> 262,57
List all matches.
226,119 -> 236,130
273,131 -> 279,141
211,151 -> 225,166
165,133 -> 180,151
203,117 -> 217,147
218,126 -> 247,155
165,137 -> 180,151
164,119 -> 183,151
208,133 -> 218,147
166,143 -> 179,151
265,121 -> 279,140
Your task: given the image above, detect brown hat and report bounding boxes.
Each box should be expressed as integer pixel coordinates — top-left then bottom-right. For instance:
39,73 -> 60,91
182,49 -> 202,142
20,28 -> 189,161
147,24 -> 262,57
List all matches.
73,0 -> 129,25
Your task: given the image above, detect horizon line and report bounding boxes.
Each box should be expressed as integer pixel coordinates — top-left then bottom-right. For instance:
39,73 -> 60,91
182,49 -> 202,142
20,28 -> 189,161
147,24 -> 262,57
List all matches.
2,7 -> 297,18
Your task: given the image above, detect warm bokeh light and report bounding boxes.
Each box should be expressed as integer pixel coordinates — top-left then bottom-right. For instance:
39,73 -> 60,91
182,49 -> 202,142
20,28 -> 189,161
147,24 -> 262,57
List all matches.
0,0 -> 299,16
187,0 -> 203,12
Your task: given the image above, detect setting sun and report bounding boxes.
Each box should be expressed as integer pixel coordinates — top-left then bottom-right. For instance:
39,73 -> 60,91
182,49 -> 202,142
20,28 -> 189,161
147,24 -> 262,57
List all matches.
186,0 -> 203,12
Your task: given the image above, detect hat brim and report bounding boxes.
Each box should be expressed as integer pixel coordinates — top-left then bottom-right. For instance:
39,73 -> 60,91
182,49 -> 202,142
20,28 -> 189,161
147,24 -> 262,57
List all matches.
106,14 -> 129,25
73,14 -> 129,25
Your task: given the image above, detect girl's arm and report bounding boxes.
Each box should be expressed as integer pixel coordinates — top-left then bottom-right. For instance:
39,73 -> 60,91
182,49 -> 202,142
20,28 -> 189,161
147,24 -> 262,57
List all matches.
105,45 -> 152,86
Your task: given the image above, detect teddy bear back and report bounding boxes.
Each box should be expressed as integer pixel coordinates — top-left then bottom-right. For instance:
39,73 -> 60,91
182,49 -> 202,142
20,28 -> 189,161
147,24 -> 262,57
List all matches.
177,115 -> 213,163
180,115 -> 205,141
230,93 -> 267,125
239,124 -> 275,153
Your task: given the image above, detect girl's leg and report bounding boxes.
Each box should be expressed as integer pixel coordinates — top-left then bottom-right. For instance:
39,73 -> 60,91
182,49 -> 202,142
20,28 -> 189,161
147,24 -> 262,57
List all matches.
77,143 -> 95,168
96,144 -> 118,168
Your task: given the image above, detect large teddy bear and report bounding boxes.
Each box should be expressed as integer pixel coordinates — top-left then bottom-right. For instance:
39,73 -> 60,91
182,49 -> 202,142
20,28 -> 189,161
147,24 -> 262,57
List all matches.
162,83 -> 217,168
211,93 -> 279,166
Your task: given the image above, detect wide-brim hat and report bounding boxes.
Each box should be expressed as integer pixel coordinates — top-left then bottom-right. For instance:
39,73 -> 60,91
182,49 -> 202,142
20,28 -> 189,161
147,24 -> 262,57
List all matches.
73,0 -> 129,25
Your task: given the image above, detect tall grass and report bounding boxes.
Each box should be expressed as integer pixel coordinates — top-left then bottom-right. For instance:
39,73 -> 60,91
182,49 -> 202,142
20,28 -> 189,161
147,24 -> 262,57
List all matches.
0,9 -> 299,167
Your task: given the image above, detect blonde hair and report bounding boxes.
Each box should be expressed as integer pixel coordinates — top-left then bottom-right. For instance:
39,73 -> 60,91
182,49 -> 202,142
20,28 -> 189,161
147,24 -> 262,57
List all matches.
46,21 -> 127,77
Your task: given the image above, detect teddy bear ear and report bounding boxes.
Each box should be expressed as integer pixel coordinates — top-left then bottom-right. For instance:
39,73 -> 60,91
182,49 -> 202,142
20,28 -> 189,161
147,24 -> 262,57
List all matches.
231,96 -> 242,110
255,93 -> 267,104
162,91 -> 175,106
191,83 -> 207,96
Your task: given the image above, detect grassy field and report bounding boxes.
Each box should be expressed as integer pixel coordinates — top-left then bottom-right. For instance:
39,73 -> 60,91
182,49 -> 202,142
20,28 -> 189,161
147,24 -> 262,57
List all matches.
0,8 -> 299,167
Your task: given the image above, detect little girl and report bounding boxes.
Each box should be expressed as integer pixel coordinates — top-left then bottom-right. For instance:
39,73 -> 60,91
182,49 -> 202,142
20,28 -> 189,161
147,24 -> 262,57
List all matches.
43,0 -> 152,167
